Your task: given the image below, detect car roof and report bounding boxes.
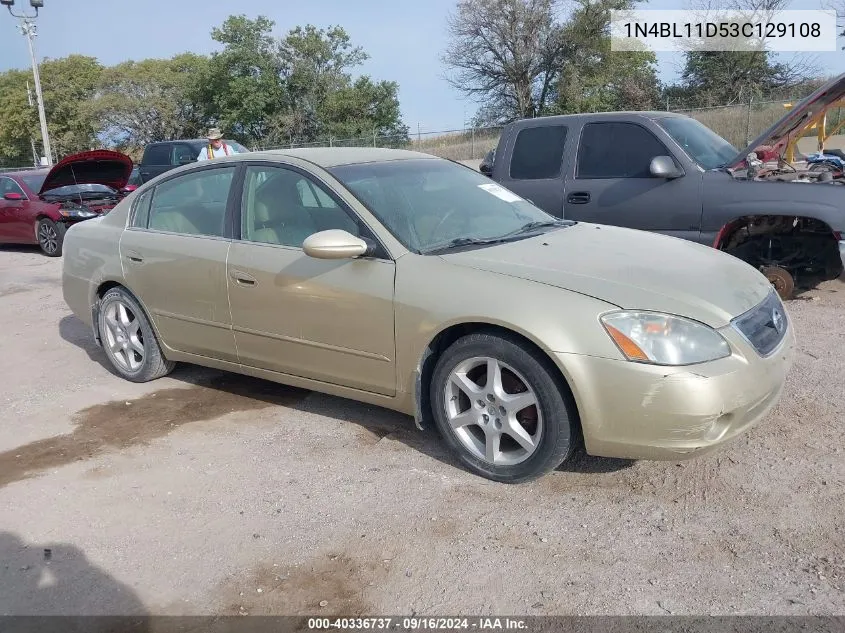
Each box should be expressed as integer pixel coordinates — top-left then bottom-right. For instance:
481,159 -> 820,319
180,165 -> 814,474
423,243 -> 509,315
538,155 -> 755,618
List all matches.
506,111 -> 688,127
218,147 -> 439,168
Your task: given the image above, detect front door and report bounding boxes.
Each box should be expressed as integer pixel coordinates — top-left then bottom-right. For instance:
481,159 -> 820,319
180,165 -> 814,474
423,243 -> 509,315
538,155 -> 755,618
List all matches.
120,165 -> 239,361
0,177 -> 32,242
227,164 -> 397,396
563,121 -> 703,241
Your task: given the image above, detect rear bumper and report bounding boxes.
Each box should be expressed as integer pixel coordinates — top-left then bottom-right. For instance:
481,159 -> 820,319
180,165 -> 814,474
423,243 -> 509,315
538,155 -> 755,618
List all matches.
555,323 -> 795,461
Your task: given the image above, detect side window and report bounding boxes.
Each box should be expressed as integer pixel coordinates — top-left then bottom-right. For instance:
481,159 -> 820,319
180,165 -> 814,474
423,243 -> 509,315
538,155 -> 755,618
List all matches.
0,177 -> 25,197
131,189 -> 153,228
509,125 -> 568,180
148,167 -> 235,237
172,144 -> 198,166
143,144 -> 170,166
577,122 -> 670,179
241,165 -> 360,247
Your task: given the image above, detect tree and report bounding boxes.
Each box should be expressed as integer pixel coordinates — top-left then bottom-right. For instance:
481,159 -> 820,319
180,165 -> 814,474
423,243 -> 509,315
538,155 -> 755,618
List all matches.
442,0 -> 568,122
553,0 -> 659,114
318,76 -> 409,142
0,68 -> 38,166
197,15 -> 286,144
89,54 -> 209,149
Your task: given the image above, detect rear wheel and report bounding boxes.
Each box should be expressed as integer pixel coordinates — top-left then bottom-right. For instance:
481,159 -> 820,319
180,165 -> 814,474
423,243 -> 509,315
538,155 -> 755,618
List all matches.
430,332 -> 575,483
98,287 -> 175,382
37,218 -> 65,257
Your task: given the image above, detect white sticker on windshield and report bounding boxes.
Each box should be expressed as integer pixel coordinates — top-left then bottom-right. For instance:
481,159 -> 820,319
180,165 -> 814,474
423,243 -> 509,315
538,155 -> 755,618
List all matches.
477,183 -> 523,203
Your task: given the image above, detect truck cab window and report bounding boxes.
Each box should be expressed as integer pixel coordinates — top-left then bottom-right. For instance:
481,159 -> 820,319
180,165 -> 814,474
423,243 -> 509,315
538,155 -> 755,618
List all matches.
509,125 -> 568,180
577,122 -> 669,179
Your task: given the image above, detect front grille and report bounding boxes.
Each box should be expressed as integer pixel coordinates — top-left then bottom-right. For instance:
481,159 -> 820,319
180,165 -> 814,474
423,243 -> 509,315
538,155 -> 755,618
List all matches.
731,290 -> 788,357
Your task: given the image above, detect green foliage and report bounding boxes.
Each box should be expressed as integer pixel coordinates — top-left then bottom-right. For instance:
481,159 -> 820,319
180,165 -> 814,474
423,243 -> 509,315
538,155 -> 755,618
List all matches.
89,54 -> 209,149
0,14 -> 408,165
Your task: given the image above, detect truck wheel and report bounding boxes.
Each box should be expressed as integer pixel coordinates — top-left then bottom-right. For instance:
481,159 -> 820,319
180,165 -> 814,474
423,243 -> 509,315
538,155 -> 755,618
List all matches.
762,266 -> 794,300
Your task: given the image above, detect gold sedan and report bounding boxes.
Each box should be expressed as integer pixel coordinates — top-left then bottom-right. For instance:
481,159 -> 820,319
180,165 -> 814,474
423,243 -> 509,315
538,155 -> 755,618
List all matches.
61,149 -> 794,482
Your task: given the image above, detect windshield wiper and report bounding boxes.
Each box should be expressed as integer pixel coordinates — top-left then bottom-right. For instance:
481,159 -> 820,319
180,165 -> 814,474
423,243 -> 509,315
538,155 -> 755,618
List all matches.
423,236 -> 510,254
497,219 -> 572,238
424,220 -> 572,254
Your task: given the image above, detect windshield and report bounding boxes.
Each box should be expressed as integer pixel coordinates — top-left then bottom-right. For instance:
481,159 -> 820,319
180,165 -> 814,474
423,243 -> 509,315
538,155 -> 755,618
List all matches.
41,183 -> 117,198
328,159 -> 561,253
21,174 -> 46,192
656,116 -> 738,169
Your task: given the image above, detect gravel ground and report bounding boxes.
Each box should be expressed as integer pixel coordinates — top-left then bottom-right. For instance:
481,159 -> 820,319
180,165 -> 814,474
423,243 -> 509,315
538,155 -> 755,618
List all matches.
0,245 -> 843,617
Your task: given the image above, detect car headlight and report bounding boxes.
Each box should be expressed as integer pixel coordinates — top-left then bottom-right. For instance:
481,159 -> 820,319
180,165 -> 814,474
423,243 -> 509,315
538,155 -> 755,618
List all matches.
59,208 -> 96,218
600,311 -> 731,365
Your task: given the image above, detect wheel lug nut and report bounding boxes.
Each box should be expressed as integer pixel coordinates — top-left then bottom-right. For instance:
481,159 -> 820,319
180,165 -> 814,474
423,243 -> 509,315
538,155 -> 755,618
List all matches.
482,414 -> 489,423
477,399 -> 485,408
499,406 -> 506,416
494,419 -> 502,430
486,394 -> 495,403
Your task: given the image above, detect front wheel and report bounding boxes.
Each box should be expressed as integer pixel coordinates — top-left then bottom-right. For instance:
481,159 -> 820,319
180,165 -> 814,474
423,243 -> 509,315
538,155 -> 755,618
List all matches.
98,287 -> 175,382
430,332 -> 576,483
37,218 -> 65,257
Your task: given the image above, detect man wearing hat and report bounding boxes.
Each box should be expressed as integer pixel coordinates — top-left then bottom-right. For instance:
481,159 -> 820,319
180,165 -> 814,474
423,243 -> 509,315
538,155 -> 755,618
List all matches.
197,127 -> 239,161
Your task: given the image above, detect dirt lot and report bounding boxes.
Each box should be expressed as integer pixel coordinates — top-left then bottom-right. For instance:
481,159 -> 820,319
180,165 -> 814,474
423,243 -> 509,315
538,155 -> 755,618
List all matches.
0,245 -> 843,617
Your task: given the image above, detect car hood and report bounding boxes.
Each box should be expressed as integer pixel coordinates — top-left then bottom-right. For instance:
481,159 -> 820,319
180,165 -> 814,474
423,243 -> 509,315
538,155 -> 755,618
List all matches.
439,223 -> 773,328
39,150 -> 133,195
728,72 -> 845,169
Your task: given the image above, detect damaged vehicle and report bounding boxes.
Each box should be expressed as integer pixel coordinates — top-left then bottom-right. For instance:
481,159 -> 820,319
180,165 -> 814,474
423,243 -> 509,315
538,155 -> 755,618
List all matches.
486,73 -> 845,299
0,149 -> 133,256
61,148 -> 793,482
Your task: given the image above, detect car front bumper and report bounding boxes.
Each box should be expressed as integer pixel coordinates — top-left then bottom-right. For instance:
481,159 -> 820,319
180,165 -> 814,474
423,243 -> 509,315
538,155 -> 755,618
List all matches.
556,321 -> 795,461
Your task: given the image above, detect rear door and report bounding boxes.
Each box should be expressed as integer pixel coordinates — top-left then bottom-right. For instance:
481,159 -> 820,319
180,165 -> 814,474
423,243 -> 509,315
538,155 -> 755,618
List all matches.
493,123 -> 570,217
562,121 -> 703,239
139,143 -> 172,183
120,164 -> 240,361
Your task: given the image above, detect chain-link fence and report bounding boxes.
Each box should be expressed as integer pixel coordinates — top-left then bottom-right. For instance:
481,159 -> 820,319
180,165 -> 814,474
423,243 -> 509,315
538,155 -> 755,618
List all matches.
253,126 -> 504,163
2,97 -> 838,172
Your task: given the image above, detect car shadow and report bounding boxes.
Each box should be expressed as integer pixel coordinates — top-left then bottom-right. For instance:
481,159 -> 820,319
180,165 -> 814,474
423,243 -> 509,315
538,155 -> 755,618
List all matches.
0,531 -> 150,626
58,314 -> 639,478
0,244 -> 42,255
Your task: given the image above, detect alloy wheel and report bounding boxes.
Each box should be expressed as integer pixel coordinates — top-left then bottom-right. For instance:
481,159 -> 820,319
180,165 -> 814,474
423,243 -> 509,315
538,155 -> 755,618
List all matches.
38,223 -> 58,254
103,300 -> 145,372
443,356 -> 543,466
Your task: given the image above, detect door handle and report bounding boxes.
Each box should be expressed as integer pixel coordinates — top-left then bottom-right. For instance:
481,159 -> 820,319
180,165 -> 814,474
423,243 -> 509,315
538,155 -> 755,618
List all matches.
230,270 -> 257,286
124,249 -> 143,263
566,192 -> 591,204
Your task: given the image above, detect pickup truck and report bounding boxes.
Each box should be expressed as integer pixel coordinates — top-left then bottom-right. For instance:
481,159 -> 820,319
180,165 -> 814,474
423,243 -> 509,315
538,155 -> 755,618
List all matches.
483,74 -> 845,298
138,138 -> 249,184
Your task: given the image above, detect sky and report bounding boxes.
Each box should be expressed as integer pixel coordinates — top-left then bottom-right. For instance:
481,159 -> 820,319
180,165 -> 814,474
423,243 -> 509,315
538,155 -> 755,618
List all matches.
0,0 -> 842,134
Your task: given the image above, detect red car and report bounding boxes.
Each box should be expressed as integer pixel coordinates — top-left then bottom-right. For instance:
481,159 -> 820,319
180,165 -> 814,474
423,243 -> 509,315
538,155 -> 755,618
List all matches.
0,149 -> 133,256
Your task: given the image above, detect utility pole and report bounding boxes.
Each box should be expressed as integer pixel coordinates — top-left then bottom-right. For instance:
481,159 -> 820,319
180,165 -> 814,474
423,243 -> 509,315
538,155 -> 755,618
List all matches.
3,1 -> 52,165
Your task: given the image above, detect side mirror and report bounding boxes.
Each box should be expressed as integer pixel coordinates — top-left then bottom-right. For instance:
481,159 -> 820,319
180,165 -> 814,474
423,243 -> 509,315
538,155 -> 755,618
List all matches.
302,229 -> 369,260
479,163 -> 493,177
3,192 -> 23,201
649,156 -> 683,179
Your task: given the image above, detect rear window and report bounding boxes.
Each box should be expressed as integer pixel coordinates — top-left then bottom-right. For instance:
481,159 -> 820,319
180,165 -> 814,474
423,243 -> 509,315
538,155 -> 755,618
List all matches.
143,144 -> 171,165
509,125 -> 568,180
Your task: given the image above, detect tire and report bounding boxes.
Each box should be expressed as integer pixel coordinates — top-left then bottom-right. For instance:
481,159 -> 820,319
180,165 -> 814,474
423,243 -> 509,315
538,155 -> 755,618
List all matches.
37,218 -> 65,257
429,332 -> 575,483
97,287 -> 175,382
